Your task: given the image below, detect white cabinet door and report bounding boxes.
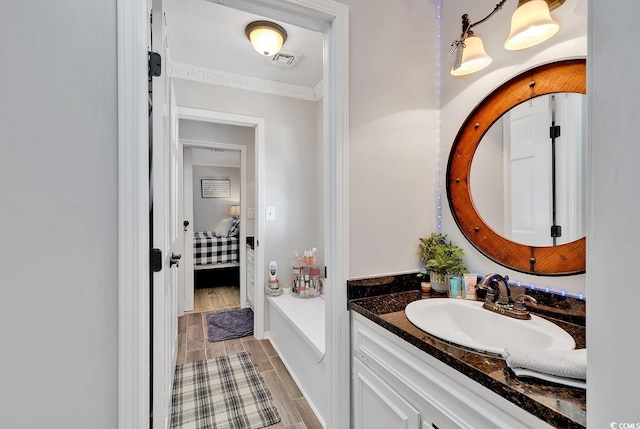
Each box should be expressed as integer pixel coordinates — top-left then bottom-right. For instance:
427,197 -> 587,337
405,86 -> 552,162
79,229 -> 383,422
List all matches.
353,358 -> 421,429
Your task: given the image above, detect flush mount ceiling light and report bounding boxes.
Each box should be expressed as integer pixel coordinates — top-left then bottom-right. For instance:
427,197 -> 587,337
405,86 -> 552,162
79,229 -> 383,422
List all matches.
245,21 -> 288,56
450,0 -> 564,76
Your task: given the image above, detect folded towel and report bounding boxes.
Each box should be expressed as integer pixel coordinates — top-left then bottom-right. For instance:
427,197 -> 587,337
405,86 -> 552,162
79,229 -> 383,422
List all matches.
510,368 -> 586,389
502,348 -> 586,388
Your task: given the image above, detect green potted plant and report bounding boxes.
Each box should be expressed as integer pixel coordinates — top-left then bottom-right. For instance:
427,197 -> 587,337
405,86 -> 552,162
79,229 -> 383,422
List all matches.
418,233 -> 467,293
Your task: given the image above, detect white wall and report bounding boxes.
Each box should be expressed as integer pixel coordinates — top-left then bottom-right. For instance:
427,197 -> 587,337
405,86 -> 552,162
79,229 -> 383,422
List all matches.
174,81 -> 319,289
587,0 -> 640,424
180,121 -> 256,236
344,0 -> 440,278
172,0 -> 442,283
0,1 -> 118,427
471,117 -> 505,236
439,0 -> 587,296
192,165 -> 240,232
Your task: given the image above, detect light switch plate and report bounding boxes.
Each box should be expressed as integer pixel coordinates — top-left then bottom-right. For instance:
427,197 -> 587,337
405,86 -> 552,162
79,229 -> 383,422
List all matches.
266,206 -> 276,221
248,208 -> 255,219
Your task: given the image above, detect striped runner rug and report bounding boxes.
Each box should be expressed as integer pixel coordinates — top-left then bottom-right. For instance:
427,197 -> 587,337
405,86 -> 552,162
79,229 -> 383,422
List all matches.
170,352 -> 281,429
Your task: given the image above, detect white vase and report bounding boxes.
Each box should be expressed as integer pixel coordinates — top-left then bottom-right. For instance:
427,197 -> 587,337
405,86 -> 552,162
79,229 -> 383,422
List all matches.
430,272 -> 448,293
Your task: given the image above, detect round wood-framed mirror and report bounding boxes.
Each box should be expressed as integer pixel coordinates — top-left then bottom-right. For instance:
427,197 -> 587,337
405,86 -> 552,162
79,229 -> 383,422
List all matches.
447,59 -> 586,275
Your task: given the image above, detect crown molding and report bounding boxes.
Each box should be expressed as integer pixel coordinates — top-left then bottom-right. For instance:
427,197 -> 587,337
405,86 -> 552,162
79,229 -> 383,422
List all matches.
169,63 -> 322,101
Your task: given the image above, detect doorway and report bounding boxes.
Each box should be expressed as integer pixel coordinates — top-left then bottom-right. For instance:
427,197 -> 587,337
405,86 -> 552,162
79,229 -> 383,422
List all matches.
116,1 -> 348,428
181,140 -> 249,314
178,107 -> 265,338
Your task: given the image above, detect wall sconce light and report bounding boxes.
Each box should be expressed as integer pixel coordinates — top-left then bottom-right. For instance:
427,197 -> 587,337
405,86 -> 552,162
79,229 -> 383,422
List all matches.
450,0 -> 564,76
451,30 -> 493,77
245,21 -> 288,56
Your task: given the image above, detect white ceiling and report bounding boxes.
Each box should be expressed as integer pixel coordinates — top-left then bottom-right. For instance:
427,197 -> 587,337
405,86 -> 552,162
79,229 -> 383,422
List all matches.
165,0 -> 324,97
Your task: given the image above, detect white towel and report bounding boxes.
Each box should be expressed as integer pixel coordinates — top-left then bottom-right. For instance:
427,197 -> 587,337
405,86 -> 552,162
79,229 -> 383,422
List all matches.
502,348 -> 586,389
510,368 -> 586,389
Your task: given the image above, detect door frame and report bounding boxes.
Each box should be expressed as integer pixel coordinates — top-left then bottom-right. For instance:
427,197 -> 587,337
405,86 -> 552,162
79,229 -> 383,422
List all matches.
180,132 -> 252,316
116,1 -> 349,428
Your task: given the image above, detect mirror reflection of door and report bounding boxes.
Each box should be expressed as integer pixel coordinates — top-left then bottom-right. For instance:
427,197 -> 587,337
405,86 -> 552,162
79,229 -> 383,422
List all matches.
507,95 -> 553,246
471,93 -> 585,247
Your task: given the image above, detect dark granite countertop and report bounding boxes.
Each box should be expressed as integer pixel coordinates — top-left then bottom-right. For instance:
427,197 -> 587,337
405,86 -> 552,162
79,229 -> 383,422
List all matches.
349,290 -> 586,428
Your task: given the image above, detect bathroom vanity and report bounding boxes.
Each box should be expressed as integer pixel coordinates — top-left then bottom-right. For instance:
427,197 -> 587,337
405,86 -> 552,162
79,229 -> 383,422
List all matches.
349,289 -> 586,429
347,59 -> 588,428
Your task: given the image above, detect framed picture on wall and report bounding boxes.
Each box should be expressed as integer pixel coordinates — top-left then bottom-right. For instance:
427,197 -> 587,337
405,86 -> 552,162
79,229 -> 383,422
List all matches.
201,179 -> 230,198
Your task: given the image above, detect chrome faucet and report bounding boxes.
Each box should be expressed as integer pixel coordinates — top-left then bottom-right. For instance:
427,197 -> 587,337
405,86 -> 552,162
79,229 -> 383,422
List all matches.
477,273 -> 537,320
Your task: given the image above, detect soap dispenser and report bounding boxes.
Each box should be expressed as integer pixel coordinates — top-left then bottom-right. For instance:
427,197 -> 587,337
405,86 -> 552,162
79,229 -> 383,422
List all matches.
265,260 -> 282,296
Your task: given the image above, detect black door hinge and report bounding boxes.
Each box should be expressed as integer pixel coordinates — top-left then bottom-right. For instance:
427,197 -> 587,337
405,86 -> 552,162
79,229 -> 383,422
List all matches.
151,248 -> 163,272
149,52 -> 161,78
550,225 -> 562,238
549,125 -> 561,139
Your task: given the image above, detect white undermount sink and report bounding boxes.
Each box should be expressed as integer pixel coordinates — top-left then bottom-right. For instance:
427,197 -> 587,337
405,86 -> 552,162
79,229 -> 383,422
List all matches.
404,299 -> 575,355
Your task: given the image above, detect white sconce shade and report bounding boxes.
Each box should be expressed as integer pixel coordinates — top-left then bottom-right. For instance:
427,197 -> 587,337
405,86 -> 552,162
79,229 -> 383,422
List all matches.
451,34 -> 493,76
505,0 -> 559,50
245,21 -> 287,56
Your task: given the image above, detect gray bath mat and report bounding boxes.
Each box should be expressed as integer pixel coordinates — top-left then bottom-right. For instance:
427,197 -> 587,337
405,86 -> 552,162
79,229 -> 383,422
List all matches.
207,307 -> 254,342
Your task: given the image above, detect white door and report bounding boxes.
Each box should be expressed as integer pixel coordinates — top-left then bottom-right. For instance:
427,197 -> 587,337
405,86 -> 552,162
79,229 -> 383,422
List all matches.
151,0 -> 180,427
506,96 -> 553,246
552,93 -> 585,245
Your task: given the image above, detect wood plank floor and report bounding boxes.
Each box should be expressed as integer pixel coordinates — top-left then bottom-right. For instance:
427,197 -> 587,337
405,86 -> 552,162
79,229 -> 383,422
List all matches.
184,285 -> 240,314
177,286 -> 323,429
